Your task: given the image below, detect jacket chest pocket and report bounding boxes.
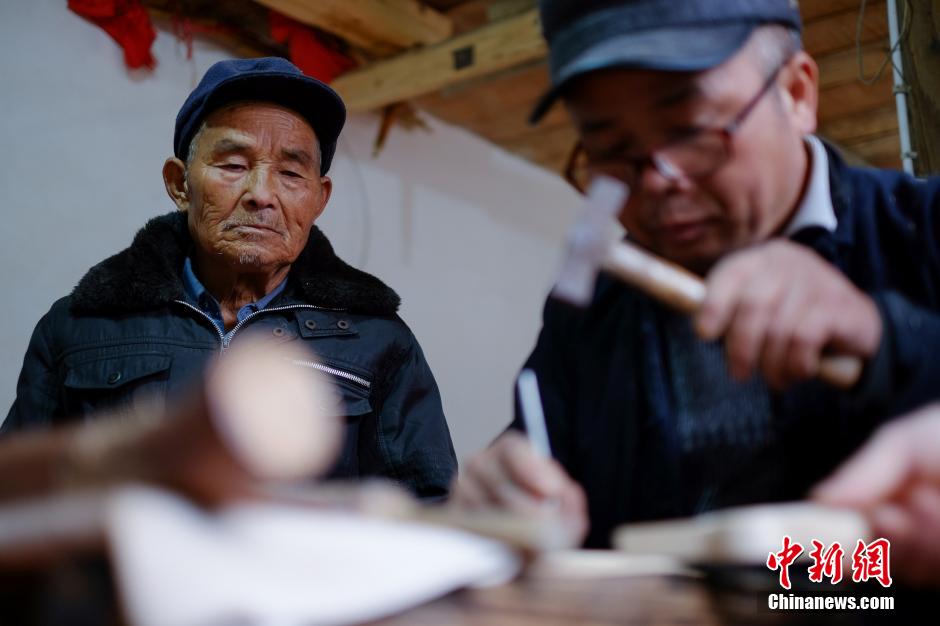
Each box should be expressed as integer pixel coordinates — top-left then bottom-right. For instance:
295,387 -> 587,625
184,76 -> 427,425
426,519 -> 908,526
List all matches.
321,372 -> 374,480
62,352 -> 173,419
335,378 -> 372,419
288,359 -> 373,417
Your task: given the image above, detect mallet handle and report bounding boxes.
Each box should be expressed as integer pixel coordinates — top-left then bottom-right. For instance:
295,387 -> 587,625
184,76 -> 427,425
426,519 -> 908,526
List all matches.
603,241 -> 863,389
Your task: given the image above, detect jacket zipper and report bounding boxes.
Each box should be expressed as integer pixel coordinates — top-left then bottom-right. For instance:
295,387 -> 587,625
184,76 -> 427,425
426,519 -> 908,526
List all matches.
290,360 -> 371,389
172,300 -> 369,388
174,300 -> 225,352
173,300 -> 344,351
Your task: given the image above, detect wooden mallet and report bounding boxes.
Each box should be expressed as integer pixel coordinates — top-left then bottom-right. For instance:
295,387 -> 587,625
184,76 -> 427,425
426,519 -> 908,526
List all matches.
551,176 -> 863,389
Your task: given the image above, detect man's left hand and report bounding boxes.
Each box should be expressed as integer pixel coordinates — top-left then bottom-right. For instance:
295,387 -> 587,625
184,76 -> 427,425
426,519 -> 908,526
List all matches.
812,403 -> 940,587
696,239 -> 882,389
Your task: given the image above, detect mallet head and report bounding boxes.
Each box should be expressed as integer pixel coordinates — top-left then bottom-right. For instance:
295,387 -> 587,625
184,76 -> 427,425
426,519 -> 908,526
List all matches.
551,176 -> 629,306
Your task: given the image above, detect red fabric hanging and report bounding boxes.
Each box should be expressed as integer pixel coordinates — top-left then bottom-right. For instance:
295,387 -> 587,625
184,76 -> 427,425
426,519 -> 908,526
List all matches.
269,11 -> 355,83
69,0 -> 157,69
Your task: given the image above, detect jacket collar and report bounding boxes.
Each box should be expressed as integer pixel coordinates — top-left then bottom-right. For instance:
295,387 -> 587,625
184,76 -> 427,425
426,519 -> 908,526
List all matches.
782,136 -> 839,237
822,141 -> 858,249
70,211 -> 400,316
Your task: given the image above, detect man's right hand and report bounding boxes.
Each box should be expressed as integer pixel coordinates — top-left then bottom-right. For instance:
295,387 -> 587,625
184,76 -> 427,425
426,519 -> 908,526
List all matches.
451,431 -> 589,544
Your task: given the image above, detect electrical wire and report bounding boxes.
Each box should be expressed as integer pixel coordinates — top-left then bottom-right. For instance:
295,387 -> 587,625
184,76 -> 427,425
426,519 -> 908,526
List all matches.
855,0 -> 912,85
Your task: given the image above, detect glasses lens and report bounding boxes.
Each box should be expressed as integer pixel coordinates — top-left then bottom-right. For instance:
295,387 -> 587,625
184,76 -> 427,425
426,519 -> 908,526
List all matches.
567,128 -> 731,193
659,130 -> 730,179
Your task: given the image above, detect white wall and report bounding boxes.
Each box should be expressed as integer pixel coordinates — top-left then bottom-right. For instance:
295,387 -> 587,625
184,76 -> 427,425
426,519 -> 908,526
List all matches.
0,0 -> 580,460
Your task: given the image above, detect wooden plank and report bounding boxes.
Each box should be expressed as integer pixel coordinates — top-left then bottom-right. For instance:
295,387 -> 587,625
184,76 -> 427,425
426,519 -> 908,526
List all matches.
803,1 -> 888,58
800,0 -> 867,23
445,0 -> 493,34
817,43 -> 891,90
436,0 -> 536,34
332,7 -> 546,112
253,0 -> 453,56
817,71 -> 894,123
143,0 -> 287,55
417,62 -> 551,137
440,0 -> 856,27
487,0 -> 536,22
819,105 -> 898,144
146,9 -> 282,59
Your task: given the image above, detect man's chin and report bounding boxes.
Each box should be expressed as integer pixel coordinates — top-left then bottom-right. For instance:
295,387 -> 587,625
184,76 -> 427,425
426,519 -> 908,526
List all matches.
218,246 -> 278,270
235,253 -> 270,267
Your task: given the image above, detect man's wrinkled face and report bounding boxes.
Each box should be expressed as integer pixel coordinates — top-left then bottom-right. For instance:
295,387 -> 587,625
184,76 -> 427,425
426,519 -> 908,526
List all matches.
182,102 -> 331,270
564,49 -> 811,273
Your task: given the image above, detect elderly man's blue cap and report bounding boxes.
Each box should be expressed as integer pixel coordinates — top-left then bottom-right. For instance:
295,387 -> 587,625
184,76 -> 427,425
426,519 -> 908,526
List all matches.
174,57 -> 346,175
530,0 -> 803,123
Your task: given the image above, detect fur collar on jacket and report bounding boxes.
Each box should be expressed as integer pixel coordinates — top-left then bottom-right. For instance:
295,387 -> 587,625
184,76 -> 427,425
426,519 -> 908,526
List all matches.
70,211 -> 400,316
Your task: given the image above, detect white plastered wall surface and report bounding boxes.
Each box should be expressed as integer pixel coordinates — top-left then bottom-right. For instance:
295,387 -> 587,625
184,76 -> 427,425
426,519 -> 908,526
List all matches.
0,0 -> 580,460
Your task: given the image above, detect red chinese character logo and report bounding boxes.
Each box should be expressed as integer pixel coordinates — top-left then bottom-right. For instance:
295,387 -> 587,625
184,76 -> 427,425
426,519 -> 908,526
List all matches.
807,540 -> 845,584
767,535 -> 804,589
851,538 -> 892,587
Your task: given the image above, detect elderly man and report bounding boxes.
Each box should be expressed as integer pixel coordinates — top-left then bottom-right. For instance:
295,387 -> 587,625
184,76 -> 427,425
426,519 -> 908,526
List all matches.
4,57 -> 457,500
455,0 -> 940,550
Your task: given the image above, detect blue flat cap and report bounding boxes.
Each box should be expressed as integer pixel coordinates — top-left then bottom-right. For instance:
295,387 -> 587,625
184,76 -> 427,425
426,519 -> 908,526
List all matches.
174,57 -> 346,175
530,0 -> 803,123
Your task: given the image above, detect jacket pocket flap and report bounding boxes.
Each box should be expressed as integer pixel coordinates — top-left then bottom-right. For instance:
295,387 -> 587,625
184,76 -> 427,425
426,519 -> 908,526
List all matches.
65,353 -> 172,390
288,359 -> 372,416
295,311 -> 359,338
337,382 -> 372,417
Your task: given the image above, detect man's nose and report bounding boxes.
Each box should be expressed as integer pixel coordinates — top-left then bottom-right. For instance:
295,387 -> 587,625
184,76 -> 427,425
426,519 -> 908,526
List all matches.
243,166 -> 277,209
637,154 -> 685,195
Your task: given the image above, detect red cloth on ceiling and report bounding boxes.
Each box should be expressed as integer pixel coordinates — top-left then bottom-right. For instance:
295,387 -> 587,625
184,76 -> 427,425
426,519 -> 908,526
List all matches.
69,0 -> 157,69
269,11 -> 355,83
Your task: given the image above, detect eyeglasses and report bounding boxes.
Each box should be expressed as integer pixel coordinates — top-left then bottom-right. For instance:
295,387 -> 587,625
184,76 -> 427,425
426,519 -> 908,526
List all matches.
564,55 -> 793,195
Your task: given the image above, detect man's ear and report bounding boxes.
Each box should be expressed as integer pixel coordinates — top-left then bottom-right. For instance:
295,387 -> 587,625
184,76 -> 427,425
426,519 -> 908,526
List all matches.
311,176 -> 332,222
163,157 -> 190,211
780,50 -> 819,135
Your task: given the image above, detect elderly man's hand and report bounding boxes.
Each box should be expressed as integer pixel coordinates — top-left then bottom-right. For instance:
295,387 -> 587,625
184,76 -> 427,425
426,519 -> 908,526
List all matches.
695,239 -> 881,389
812,404 -> 940,587
451,431 -> 589,544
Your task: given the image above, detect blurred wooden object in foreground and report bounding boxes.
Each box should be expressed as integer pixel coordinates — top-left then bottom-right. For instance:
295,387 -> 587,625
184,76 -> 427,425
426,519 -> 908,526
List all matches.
0,336 -> 342,567
615,502 -> 871,566
0,336 -> 343,504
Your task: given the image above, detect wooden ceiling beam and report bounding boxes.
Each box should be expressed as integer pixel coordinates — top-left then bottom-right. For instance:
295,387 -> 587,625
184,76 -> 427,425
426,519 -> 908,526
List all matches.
819,105 -> 898,144
816,42 -> 890,90
818,73 -> 894,124
803,0 -> 888,57
252,0 -> 453,56
332,7 -> 545,112
800,0 -> 869,23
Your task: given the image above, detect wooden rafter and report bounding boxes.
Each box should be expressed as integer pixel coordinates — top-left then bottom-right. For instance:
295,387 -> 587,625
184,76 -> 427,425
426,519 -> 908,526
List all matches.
332,7 -> 544,112
252,0 -> 453,57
